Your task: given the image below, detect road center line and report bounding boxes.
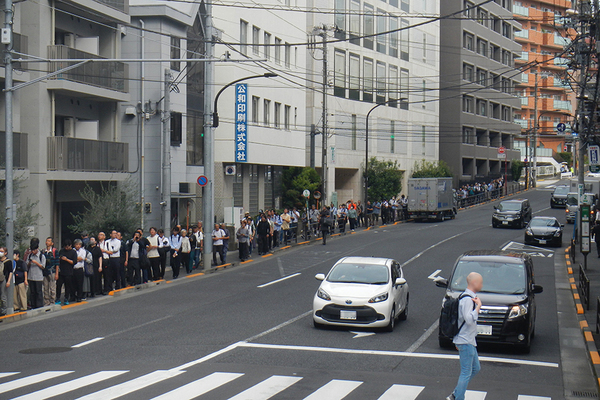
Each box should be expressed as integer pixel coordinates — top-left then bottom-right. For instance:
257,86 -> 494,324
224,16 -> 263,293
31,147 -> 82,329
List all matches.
238,342 -> 559,368
257,273 -> 301,288
400,230 -> 470,268
71,337 -> 104,348
405,319 -> 439,353
533,206 -> 551,215
245,310 -> 312,342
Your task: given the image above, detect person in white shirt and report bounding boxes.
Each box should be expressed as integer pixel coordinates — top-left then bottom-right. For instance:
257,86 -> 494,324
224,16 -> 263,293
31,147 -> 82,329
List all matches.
98,232 -> 110,294
180,229 -> 191,275
104,230 -> 122,290
192,225 -> 204,270
73,239 -> 87,302
212,223 -> 226,266
157,229 -> 170,279
147,227 -> 160,282
170,227 -> 182,279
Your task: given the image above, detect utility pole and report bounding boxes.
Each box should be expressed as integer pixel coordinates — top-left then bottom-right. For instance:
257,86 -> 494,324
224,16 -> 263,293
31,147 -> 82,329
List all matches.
320,27 -> 328,205
203,2 -> 215,270
162,70 -> 172,231
310,124 -> 316,169
532,71 -> 538,188
4,0 -> 14,314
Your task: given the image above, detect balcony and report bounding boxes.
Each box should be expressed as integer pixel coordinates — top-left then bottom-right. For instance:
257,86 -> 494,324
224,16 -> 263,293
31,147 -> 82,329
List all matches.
554,57 -> 570,67
514,5 -> 528,16
554,35 -> 570,47
553,99 -> 572,111
515,30 -> 529,39
514,119 -> 528,129
47,136 -> 128,173
93,0 -> 127,12
519,51 -> 528,61
47,45 -> 129,101
0,132 -> 27,169
521,97 -> 529,106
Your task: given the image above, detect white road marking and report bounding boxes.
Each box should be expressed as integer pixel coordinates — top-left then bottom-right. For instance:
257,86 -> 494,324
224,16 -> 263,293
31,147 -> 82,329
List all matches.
465,391 -> 487,400
303,379 -> 362,400
76,370 -> 184,400
238,342 -> 559,368
349,331 -> 375,339
0,373 -> 18,379
517,396 -> 551,400
377,384 -> 424,400
427,269 -> 442,280
405,319 -> 439,353
257,273 -> 301,288
72,337 -> 104,348
244,310 -> 312,342
533,207 -> 551,214
172,342 -> 244,372
227,375 -> 301,400
400,231 -> 469,268
151,372 -> 244,400
0,371 -> 73,395
12,371 -> 127,400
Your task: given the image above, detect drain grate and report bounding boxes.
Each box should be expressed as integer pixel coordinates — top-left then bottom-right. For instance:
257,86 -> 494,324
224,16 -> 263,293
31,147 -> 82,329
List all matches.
572,391 -> 598,398
19,347 -> 72,355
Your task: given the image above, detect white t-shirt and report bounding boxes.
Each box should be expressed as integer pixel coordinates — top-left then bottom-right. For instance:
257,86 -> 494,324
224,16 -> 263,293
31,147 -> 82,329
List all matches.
74,248 -> 86,269
212,229 -> 225,246
147,235 -> 160,258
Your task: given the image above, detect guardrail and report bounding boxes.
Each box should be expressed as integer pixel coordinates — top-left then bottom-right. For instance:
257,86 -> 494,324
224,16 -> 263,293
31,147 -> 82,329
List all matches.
457,184 -> 524,208
580,265 -> 591,310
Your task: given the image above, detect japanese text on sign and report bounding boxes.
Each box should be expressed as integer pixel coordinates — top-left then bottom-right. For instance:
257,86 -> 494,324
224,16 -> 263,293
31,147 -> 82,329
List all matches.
235,84 -> 248,162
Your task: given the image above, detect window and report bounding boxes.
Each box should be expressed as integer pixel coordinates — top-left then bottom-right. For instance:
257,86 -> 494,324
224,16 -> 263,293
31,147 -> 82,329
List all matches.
252,96 -> 260,124
170,37 -> 181,71
376,10 -> 386,53
491,15 -> 500,33
463,0 -> 474,18
376,61 -> 386,103
502,22 -> 511,38
476,99 -> 487,116
502,106 -> 511,121
390,120 -> 395,153
501,78 -> 511,93
463,63 -> 474,82
400,68 -> 409,109
401,0 -> 409,12
263,99 -> 271,126
490,44 -> 500,61
240,19 -> 248,54
477,68 -> 487,85
334,49 -> 346,98
389,17 -> 398,57
363,58 -> 373,102
400,19 -> 409,60
349,53 -> 360,100
285,42 -> 291,68
264,32 -> 271,59
351,114 -> 357,150
252,26 -> 260,55
284,105 -> 291,130
462,95 -> 474,113
389,65 -> 398,107
390,0 -> 398,8
477,38 -> 487,56
477,8 -> 487,27
502,50 -> 512,66
364,4 -> 374,49
349,0 -> 360,44
335,0 -> 346,39
421,125 -> 426,155
463,127 -> 474,144
274,38 -> 282,64
421,79 -> 426,107
463,31 -> 474,51
170,112 -> 182,145
274,102 -> 281,128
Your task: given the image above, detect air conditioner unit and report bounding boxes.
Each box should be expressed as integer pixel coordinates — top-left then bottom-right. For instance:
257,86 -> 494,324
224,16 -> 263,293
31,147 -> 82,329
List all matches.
225,165 -> 236,176
63,117 -> 75,137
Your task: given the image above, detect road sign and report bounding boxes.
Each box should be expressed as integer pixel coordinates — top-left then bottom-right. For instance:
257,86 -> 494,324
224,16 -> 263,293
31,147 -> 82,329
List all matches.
591,165 -> 600,173
197,175 -> 208,187
303,189 -> 310,198
313,191 -> 321,199
589,145 -> 600,165
497,146 -> 506,159
556,123 -> 566,133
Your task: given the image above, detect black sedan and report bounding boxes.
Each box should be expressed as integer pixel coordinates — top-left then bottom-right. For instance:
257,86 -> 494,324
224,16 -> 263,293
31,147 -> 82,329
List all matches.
524,216 -> 563,247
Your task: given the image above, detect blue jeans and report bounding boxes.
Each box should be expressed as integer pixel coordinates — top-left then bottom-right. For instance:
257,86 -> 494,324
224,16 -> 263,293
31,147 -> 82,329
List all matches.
453,344 -> 480,400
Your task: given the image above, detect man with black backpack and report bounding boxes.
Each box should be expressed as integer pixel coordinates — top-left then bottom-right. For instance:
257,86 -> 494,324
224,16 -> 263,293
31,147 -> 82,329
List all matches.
446,272 -> 483,400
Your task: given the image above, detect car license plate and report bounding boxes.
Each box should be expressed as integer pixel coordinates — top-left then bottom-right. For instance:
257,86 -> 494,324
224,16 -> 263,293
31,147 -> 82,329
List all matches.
502,221 -> 508,225
477,325 -> 492,336
538,239 -> 546,244
340,310 -> 357,320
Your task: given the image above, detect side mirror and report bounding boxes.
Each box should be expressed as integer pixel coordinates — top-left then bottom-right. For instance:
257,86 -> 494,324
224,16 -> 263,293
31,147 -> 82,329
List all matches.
561,224 -> 565,228
493,206 -> 497,210
532,284 -> 543,294
395,277 -> 407,286
434,277 -> 448,288
315,273 -> 325,281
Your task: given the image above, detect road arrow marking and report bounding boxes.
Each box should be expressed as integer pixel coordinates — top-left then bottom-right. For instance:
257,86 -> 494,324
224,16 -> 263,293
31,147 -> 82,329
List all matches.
350,331 -> 375,339
427,269 -> 442,280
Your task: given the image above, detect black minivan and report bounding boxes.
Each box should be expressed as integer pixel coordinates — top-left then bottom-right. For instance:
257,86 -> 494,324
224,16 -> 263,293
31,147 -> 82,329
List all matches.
435,251 -> 543,353
492,199 -> 532,229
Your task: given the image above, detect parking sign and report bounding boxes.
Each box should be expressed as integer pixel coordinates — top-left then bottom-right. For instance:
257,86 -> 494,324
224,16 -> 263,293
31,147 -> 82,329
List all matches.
589,145 -> 600,165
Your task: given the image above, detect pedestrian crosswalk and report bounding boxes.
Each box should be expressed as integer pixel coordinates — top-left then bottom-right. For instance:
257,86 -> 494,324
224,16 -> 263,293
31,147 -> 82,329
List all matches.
0,370 -> 554,399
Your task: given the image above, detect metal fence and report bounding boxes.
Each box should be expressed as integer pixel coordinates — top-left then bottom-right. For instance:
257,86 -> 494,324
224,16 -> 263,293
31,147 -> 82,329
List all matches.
47,136 -> 128,173
457,183 -> 525,208
0,132 -> 27,169
580,265 -> 591,310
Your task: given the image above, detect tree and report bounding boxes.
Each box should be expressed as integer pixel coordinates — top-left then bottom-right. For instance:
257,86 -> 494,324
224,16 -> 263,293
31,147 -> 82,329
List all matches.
554,152 -> 573,167
69,179 -> 140,238
365,157 -> 403,202
411,160 -> 453,178
0,179 -> 40,252
511,160 -> 524,182
281,167 -> 321,209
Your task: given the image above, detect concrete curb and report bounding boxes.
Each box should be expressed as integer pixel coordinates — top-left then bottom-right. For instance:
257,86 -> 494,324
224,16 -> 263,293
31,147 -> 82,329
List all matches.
0,304 -> 63,324
564,247 -> 600,392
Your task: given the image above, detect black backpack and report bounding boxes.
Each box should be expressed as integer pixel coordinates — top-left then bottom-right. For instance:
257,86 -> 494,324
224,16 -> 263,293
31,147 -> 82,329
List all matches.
439,292 -> 474,338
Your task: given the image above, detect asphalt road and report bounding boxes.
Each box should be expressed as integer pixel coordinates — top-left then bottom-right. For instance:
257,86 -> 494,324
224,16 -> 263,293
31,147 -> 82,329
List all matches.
0,185 -> 583,399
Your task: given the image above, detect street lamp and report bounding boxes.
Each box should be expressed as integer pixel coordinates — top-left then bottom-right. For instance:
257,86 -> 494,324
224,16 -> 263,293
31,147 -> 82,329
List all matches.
364,99 -> 398,209
203,72 -> 277,271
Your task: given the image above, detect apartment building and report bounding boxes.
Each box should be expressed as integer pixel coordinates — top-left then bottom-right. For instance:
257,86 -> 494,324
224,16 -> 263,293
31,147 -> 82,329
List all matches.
439,0 -> 522,185
306,0 -> 440,204
17,0 -> 130,241
513,0 -> 574,156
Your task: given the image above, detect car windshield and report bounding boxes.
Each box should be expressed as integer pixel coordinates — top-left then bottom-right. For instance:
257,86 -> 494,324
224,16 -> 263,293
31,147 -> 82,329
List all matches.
327,263 -> 389,285
566,194 -> 578,206
450,260 -> 526,295
530,218 -> 559,227
497,202 -> 521,212
554,187 -> 569,195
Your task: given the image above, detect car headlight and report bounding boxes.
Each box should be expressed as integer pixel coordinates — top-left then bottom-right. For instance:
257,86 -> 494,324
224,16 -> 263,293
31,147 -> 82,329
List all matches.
525,228 -> 533,236
368,292 -> 389,303
554,230 -> 562,237
508,304 -> 528,319
317,288 -> 330,301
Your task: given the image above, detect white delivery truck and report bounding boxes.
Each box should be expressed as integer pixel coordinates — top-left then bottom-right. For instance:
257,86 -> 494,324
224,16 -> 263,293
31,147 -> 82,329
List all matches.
407,178 -> 457,221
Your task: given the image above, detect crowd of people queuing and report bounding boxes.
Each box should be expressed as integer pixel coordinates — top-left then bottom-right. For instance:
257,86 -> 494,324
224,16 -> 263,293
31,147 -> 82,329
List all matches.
456,177 -> 506,203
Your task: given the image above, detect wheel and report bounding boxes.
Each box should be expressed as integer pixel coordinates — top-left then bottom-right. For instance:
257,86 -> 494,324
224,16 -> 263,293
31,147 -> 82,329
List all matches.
492,221 -> 497,228
399,297 -> 409,321
385,307 -> 396,332
439,337 -> 453,349
551,203 -> 556,209
313,320 -> 324,329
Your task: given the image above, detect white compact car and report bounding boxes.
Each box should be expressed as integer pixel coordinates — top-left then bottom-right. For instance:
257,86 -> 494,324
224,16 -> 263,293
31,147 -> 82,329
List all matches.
312,256 -> 409,331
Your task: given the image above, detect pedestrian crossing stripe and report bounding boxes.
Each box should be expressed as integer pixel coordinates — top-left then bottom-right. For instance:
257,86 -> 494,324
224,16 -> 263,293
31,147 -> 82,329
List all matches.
0,370 -> 554,400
